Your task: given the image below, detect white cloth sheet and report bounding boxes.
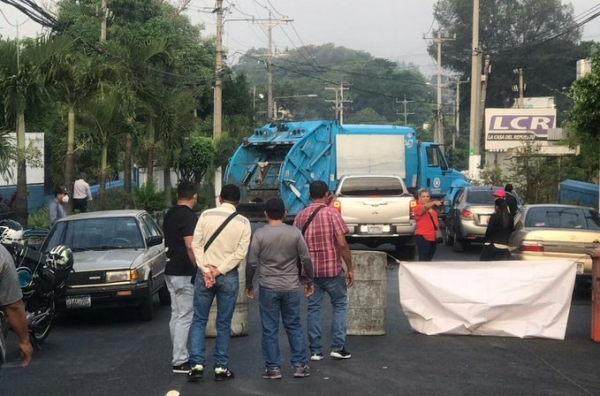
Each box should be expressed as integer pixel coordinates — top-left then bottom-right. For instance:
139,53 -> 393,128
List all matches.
399,260 -> 576,340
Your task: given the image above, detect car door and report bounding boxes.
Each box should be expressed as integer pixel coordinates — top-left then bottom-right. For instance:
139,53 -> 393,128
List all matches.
140,213 -> 167,292
447,189 -> 465,238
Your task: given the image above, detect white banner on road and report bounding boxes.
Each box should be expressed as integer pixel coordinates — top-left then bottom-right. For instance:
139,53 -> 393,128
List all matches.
399,260 -> 576,340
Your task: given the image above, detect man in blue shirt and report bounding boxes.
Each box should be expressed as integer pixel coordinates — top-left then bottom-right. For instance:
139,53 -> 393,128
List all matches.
49,186 -> 68,228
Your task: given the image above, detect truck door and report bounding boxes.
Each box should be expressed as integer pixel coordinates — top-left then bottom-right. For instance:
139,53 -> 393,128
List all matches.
420,144 -> 446,197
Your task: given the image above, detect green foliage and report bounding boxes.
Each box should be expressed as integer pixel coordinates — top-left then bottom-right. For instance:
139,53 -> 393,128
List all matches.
93,189 -> 136,211
27,206 -> 49,230
346,108 -> 388,124
479,165 -> 506,187
507,142 -> 561,204
133,180 -> 167,212
177,134 -> 215,183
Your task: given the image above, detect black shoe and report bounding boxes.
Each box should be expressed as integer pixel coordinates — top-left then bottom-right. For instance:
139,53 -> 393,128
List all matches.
173,361 -> 191,374
214,367 -> 235,382
187,364 -> 204,381
330,348 -> 351,359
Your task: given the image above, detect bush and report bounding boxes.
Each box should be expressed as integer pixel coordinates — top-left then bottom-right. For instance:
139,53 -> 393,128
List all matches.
92,189 -> 136,211
28,206 -> 49,230
133,181 -> 167,212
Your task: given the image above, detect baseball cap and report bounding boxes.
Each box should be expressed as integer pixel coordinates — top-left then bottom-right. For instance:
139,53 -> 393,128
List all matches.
493,190 -> 506,198
54,186 -> 68,195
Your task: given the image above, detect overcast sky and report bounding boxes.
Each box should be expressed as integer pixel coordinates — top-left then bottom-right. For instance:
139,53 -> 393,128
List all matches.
1,0 -> 599,78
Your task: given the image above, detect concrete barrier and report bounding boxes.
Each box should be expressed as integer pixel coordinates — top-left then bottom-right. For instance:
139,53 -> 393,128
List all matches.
347,250 -> 388,335
206,259 -> 249,337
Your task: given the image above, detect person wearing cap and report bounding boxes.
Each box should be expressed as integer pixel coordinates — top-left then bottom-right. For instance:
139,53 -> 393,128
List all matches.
493,189 -> 506,200
504,184 -> 519,217
49,186 -> 68,228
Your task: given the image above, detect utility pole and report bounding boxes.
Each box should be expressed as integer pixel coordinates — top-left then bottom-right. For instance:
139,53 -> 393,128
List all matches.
325,83 -> 352,124
469,0 -> 482,180
513,67 -> 525,108
424,30 -> 454,145
325,86 -> 340,120
453,77 -> 469,149
396,95 -> 414,125
258,12 -> 293,120
213,0 -> 224,204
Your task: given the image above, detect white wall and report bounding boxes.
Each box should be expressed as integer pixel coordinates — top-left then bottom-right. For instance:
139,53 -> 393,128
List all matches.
0,132 -> 45,186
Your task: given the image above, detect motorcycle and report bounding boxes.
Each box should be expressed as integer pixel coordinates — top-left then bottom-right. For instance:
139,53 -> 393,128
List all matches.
15,244 -> 73,348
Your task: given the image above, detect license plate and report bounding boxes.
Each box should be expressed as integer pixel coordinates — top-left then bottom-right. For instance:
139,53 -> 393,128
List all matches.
368,226 -> 383,234
576,262 -> 584,275
66,295 -> 91,309
479,215 -> 490,225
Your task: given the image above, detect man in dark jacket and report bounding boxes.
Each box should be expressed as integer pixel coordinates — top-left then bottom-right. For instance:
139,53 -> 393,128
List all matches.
504,184 -> 519,217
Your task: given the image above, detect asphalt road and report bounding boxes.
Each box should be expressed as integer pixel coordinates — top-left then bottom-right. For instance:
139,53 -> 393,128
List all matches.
2,242 -> 600,396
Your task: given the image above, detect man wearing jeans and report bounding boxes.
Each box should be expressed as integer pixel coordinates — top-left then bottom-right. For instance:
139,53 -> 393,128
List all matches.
162,181 -> 198,373
246,198 -> 314,379
188,184 -> 251,382
294,181 -> 354,361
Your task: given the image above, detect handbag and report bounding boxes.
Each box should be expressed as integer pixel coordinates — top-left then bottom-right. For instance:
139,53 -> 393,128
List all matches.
297,205 -> 325,281
427,211 -> 443,244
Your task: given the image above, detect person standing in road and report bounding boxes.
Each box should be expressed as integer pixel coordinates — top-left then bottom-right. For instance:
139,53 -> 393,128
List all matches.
504,184 -> 519,218
0,244 -> 33,382
246,198 -> 314,380
73,173 -> 93,213
49,186 -> 68,228
480,198 -> 514,261
294,180 -> 354,361
414,188 -> 443,261
187,184 -> 251,382
162,181 -> 199,374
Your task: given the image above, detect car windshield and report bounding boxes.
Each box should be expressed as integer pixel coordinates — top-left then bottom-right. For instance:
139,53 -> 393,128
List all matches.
466,190 -> 496,205
525,207 -> 600,230
44,217 -> 145,251
339,177 -> 404,196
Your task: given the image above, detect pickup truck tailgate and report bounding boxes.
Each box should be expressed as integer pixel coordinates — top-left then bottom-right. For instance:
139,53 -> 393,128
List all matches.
340,197 -> 411,224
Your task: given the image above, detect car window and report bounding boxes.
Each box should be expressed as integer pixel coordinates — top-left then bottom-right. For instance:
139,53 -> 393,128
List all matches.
43,217 -> 145,251
141,213 -> 162,237
466,190 -> 496,205
426,146 -> 439,167
138,215 -> 153,239
525,207 -> 600,230
339,177 -> 404,196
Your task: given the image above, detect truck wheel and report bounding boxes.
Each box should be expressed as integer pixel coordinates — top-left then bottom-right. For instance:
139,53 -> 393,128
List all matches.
444,225 -> 454,246
453,238 -> 466,253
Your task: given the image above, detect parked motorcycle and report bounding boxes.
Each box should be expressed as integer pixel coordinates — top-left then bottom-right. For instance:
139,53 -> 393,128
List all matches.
0,220 -> 73,348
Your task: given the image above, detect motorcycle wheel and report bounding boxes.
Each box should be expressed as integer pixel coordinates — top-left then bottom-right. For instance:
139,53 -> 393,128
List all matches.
30,299 -> 56,347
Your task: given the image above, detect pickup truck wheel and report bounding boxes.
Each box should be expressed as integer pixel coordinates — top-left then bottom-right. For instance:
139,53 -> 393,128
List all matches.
444,225 -> 454,246
453,237 -> 465,253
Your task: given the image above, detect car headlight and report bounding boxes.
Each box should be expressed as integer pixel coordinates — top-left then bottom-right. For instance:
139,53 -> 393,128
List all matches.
106,269 -> 139,282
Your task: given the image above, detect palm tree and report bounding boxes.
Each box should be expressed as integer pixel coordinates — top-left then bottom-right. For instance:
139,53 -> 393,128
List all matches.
0,36 -> 72,225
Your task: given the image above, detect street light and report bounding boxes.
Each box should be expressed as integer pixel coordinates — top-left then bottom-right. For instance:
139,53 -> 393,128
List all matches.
272,94 -> 318,121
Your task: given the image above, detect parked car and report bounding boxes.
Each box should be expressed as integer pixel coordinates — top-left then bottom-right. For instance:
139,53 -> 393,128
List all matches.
41,210 -> 170,320
509,204 -> 600,288
444,186 -> 521,252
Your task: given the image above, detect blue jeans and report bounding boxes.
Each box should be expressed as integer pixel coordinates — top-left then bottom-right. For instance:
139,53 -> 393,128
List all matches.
307,272 -> 348,353
189,269 -> 239,369
259,287 -> 307,369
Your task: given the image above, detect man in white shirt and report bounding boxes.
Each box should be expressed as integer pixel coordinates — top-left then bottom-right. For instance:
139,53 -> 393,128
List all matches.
187,184 -> 251,383
73,173 -> 93,213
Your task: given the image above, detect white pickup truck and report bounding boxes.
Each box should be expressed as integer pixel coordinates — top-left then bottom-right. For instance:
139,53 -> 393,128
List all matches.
333,175 -> 417,259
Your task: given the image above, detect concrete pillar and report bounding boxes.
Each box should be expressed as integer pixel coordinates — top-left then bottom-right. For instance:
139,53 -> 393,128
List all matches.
347,250 -> 388,335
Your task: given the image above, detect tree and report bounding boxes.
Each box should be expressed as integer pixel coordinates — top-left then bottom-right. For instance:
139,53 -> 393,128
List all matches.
431,0 -> 588,111
346,108 -> 388,124
0,36 -> 71,225
567,47 -> 600,183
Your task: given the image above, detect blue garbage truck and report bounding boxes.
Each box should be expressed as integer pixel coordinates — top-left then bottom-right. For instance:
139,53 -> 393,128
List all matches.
225,120 -> 467,221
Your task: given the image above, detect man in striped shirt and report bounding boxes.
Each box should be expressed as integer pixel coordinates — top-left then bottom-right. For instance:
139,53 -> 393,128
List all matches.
294,180 -> 354,361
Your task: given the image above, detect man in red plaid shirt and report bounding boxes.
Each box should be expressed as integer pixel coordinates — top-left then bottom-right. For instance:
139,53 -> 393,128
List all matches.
294,181 -> 354,361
